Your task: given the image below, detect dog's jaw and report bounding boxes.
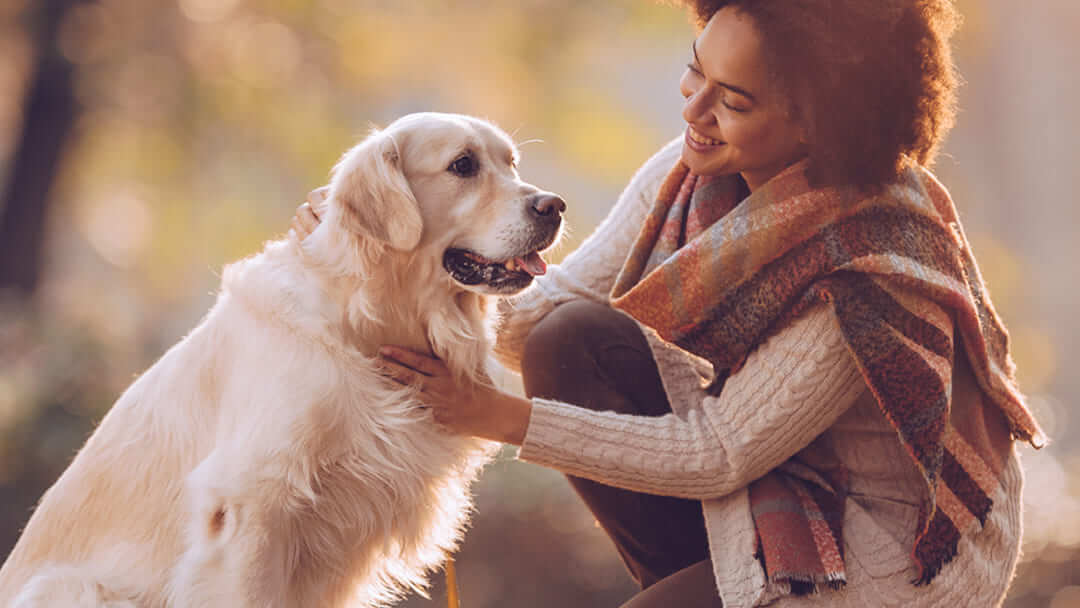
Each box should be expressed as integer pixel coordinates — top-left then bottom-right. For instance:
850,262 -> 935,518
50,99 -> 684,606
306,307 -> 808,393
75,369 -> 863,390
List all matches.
441,248 -> 538,294
441,223 -> 560,296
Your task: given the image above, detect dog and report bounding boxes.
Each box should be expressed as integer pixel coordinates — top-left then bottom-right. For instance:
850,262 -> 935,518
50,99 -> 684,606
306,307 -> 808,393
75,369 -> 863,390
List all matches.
0,112 -> 564,607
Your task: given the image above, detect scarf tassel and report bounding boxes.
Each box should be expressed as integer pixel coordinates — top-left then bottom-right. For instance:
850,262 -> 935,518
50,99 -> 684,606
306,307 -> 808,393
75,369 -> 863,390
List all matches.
775,574 -> 849,597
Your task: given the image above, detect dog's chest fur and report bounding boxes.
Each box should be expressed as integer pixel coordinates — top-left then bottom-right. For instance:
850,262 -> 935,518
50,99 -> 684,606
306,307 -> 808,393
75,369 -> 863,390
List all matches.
181,243 -> 498,605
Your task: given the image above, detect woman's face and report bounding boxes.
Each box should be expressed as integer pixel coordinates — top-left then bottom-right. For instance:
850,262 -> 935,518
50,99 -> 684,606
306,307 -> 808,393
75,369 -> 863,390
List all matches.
679,7 -> 807,191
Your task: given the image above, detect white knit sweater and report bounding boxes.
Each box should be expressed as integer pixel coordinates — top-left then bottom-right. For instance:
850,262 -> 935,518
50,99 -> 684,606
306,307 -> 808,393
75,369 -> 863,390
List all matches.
494,138 -> 1023,607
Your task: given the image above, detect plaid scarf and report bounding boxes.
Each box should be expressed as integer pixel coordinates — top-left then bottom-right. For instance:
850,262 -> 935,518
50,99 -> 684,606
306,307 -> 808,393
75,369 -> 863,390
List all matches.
610,160 -> 1045,593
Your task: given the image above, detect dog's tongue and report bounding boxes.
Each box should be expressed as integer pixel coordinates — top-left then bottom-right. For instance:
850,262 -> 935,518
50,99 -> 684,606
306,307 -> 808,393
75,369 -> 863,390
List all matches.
515,252 -> 547,276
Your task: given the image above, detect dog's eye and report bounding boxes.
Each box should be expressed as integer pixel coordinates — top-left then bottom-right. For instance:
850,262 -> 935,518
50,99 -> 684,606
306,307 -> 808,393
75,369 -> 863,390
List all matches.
448,154 -> 478,177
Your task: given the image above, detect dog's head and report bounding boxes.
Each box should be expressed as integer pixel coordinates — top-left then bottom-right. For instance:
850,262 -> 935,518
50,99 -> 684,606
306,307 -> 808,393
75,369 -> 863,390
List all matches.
326,112 -> 564,296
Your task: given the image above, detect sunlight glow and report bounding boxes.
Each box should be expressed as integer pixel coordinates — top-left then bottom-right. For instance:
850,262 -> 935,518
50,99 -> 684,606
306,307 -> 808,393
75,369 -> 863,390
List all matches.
78,192 -> 153,269
178,0 -> 242,24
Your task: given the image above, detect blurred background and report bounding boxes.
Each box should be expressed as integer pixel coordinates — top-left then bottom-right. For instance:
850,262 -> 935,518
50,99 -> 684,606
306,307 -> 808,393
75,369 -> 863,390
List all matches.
0,0 -> 1077,606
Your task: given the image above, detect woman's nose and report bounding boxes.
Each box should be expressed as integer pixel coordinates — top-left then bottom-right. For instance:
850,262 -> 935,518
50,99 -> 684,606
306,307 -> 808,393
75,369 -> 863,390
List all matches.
681,85 -> 713,125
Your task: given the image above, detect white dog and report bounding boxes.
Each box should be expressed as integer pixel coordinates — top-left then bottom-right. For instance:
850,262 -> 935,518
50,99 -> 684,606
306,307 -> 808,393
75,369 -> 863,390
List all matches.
0,112 -> 564,607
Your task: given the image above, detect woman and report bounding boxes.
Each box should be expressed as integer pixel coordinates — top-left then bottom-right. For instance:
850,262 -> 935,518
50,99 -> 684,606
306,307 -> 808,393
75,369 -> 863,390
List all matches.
294,1 -> 1043,606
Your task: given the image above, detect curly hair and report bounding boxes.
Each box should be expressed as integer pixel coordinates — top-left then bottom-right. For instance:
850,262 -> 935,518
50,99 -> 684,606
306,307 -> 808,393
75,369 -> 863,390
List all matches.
679,0 -> 961,189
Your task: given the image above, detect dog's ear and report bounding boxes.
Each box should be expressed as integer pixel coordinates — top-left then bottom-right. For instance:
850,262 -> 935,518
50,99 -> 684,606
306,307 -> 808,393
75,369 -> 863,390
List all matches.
329,130 -> 422,251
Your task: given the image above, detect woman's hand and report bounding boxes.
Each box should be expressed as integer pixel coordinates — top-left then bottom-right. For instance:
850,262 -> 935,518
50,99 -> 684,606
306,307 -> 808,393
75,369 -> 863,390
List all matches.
289,186 -> 329,241
378,346 -> 533,446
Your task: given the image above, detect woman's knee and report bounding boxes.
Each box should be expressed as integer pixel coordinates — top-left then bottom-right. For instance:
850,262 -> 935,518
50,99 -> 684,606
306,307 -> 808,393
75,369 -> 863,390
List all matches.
520,299 -> 665,413
619,560 -> 722,607
521,300 -> 607,392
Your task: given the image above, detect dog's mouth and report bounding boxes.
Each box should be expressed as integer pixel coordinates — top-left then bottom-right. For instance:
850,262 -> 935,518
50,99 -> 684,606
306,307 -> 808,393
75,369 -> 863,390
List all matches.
442,248 -> 548,292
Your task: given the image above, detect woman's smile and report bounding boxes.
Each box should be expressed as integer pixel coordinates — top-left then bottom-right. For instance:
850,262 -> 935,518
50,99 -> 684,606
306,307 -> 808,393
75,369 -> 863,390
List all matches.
685,126 -> 724,150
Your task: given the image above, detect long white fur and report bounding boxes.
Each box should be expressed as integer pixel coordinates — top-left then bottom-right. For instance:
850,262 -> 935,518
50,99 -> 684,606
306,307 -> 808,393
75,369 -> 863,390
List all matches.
0,113 -> 556,607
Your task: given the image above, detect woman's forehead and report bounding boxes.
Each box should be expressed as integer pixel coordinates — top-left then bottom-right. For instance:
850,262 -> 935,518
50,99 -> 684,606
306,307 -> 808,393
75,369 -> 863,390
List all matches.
695,7 -> 770,97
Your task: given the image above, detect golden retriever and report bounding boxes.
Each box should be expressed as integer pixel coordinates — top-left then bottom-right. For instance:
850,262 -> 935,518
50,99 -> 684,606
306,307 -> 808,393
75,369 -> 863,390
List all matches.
0,112 -> 564,607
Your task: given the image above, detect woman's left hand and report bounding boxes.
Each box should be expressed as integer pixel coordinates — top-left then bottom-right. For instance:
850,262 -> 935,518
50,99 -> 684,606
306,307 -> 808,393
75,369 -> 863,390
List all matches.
289,186 -> 329,242
377,346 -> 532,446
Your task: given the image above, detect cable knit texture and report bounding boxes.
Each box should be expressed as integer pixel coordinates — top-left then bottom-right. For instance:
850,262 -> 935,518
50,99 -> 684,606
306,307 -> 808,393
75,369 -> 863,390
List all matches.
500,138 -> 1024,607
521,304 -> 862,499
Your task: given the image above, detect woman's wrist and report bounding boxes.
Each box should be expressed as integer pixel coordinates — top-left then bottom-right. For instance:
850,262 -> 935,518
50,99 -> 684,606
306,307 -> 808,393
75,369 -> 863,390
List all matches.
490,392 -> 532,446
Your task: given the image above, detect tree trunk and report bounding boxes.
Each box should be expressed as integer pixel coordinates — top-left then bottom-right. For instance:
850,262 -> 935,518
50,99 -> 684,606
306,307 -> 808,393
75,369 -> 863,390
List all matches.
0,0 -> 83,294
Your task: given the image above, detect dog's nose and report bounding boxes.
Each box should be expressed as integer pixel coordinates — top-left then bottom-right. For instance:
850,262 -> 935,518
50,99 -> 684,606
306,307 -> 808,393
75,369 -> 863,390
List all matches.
530,194 -> 566,217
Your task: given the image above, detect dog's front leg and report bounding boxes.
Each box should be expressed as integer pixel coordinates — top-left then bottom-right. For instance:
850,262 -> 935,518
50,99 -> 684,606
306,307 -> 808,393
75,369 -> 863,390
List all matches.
169,451 -> 294,608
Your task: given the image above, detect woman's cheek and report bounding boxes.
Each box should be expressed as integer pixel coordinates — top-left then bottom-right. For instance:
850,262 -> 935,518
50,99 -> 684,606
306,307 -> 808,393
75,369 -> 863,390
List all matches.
722,115 -> 763,148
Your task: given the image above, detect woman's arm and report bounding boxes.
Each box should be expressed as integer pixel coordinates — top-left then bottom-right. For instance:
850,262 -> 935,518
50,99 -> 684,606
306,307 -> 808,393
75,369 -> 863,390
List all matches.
493,138 -> 682,373
517,303 -> 865,499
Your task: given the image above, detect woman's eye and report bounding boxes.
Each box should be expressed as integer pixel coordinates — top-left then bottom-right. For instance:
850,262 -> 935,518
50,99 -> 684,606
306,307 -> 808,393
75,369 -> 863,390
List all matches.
720,92 -> 749,113
448,154 -> 477,177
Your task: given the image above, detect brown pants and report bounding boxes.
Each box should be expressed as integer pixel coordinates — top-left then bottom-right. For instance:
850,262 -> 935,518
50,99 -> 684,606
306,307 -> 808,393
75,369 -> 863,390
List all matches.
521,300 -> 723,607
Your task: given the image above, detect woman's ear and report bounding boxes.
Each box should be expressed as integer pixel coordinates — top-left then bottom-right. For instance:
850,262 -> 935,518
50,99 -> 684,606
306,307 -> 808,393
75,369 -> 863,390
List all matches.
329,129 -> 423,251
783,101 -> 811,146
798,122 -> 811,146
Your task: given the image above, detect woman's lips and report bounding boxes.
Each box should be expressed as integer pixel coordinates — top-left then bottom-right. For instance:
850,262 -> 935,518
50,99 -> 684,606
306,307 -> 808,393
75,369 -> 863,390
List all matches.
685,126 -> 724,152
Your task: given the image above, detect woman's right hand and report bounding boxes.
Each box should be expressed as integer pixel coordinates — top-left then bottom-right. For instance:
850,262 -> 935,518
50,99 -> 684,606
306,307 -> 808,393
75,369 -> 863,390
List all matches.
290,186 -> 329,241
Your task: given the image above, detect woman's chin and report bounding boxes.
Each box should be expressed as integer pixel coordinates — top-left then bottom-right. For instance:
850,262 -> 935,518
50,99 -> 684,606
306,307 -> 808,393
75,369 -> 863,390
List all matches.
680,145 -> 730,177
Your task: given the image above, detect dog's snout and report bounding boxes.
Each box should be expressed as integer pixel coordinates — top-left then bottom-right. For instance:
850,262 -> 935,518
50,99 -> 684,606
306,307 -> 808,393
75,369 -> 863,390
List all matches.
530,194 -> 567,218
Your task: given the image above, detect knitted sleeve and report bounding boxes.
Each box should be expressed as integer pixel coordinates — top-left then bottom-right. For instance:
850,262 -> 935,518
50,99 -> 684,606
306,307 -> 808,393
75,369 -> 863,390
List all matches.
492,138 -> 683,373
516,303 -> 866,499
